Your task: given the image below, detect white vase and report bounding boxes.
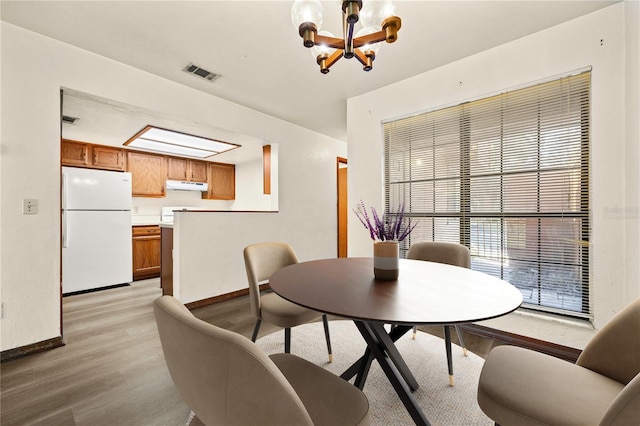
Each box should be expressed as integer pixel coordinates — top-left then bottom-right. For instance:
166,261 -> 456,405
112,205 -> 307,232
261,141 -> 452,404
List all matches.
373,241 -> 399,281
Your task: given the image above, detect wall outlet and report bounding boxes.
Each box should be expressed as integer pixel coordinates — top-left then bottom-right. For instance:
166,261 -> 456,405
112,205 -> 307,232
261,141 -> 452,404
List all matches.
23,199 -> 38,215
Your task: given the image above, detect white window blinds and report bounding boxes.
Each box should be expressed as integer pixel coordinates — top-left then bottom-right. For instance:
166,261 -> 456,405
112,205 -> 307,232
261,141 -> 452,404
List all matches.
384,70 -> 591,318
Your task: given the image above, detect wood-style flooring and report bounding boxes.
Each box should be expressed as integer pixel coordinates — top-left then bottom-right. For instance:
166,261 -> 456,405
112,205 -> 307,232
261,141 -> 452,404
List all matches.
0,279 -> 497,426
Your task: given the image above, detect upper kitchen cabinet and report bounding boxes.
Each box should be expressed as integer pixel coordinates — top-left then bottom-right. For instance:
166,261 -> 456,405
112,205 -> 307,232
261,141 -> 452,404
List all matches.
166,157 -> 188,180
127,151 -> 166,197
61,139 -> 125,171
204,162 -> 235,200
189,160 -> 208,182
61,139 -> 89,166
167,157 -> 207,182
91,145 -> 126,171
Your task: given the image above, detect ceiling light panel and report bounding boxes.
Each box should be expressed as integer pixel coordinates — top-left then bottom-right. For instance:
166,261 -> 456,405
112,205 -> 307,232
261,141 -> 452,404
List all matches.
124,125 -> 239,159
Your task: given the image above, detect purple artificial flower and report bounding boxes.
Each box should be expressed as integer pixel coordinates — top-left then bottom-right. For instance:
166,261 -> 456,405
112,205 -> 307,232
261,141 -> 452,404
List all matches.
353,200 -> 417,241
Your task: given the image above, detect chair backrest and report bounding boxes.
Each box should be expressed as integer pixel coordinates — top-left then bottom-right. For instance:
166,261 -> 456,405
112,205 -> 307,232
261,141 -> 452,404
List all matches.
599,372 -> 640,426
577,298 -> 640,385
407,241 -> 470,268
243,242 -> 299,319
153,295 -> 314,426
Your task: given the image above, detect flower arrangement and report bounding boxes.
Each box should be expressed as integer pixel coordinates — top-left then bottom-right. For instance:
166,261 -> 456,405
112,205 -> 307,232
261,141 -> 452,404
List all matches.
353,200 -> 417,242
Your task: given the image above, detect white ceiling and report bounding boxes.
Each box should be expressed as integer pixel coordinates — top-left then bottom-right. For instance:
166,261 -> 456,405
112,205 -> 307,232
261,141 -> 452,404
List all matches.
1,0 -> 618,141
61,90 -> 267,164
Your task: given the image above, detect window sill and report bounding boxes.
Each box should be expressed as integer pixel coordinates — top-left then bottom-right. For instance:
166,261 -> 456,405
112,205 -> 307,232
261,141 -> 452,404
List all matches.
475,308 -> 596,351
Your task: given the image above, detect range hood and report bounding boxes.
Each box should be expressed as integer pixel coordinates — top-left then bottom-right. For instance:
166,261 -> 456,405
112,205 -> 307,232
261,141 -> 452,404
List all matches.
166,180 -> 208,192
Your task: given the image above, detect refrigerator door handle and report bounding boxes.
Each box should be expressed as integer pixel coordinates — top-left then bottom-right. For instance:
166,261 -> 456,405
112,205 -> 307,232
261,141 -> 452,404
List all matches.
62,210 -> 68,248
62,172 -> 68,248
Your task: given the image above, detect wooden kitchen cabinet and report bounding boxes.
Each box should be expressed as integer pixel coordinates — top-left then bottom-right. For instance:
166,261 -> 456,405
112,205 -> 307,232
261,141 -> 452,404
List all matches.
204,162 -> 235,200
127,151 -> 166,197
166,157 -> 188,180
61,139 -> 126,171
189,160 -> 208,182
61,139 -> 89,166
91,145 -> 125,171
167,157 -> 207,182
132,225 -> 161,281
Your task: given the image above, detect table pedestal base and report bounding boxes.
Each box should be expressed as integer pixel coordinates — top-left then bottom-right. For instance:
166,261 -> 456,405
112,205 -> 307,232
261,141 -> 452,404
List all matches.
341,321 -> 431,426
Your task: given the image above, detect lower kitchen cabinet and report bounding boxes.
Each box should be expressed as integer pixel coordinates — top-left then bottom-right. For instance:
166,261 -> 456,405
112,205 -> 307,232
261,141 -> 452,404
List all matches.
132,225 -> 161,280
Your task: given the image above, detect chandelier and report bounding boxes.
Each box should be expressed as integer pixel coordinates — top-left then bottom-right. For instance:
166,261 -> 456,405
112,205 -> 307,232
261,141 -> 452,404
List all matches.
291,0 -> 401,74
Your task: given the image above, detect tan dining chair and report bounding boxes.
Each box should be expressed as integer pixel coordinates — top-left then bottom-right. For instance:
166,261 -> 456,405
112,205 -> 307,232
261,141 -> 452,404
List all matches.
477,297 -> 640,426
244,242 -> 333,362
154,295 -> 370,426
407,241 -> 471,386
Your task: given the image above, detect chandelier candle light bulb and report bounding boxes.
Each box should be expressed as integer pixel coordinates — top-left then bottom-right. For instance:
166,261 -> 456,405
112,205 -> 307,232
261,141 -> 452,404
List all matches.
291,0 -> 401,74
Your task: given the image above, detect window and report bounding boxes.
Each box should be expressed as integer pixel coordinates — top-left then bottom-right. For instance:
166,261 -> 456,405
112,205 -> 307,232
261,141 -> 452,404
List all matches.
384,70 -> 591,318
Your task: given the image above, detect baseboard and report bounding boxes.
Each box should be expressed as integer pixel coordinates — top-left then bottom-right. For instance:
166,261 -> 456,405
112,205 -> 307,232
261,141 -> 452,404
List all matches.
185,284 -> 269,310
62,283 -> 130,297
460,323 -> 582,363
1,336 -> 65,363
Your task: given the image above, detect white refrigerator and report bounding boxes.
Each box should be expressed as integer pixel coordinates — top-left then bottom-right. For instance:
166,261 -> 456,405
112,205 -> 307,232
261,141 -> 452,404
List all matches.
62,166 -> 133,294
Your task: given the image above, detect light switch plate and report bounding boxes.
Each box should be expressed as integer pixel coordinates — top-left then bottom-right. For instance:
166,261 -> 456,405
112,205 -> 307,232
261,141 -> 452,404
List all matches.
23,199 -> 38,215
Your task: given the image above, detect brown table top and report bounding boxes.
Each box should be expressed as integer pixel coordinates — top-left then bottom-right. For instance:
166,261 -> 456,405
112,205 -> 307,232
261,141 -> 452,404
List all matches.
269,257 -> 523,325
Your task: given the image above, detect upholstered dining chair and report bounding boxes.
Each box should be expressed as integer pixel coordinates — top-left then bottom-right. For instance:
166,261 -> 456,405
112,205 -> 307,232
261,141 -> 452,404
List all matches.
154,295 -> 370,426
244,242 -> 333,362
478,298 -> 640,426
407,241 -> 471,386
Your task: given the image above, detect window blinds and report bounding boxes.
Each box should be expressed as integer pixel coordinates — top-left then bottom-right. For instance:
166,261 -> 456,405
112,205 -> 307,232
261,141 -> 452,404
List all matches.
384,71 -> 591,318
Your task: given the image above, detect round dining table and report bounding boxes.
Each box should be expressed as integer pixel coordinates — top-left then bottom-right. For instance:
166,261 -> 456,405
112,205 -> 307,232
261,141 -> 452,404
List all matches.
269,257 -> 523,426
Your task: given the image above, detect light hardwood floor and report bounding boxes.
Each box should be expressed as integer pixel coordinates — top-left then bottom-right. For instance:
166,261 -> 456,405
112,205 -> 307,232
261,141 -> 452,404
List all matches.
0,279 -> 495,426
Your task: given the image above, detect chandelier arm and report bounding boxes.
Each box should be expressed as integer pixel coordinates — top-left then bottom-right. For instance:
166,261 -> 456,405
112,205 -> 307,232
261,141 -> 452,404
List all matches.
354,49 -> 374,71
325,49 -> 344,69
354,49 -> 368,66
353,31 -> 387,49
314,34 -> 346,50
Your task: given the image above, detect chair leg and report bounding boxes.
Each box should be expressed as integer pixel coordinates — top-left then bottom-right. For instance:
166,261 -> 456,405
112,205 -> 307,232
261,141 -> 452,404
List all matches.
454,324 -> 468,356
284,327 -> 291,353
412,325 -> 417,339
444,325 -> 455,386
251,319 -> 262,342
322,314 -> 333,363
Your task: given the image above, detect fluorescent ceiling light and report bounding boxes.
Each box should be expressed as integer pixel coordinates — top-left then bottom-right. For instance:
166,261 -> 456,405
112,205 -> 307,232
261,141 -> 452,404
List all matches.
124,125 -> 239,159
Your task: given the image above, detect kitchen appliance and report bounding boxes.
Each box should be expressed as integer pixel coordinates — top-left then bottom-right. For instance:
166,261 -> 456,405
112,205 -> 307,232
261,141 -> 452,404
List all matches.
165,180 -> 208,191
62,166 -> 132,294
161,206 -> 197,224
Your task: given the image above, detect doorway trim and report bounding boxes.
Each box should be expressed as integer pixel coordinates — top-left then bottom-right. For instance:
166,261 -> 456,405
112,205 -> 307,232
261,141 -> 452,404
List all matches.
337,157 -> 348,257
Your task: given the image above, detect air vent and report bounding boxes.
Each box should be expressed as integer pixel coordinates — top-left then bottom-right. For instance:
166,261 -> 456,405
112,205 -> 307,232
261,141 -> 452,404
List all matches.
183,63 -> 220,82
62,115 -> 79,125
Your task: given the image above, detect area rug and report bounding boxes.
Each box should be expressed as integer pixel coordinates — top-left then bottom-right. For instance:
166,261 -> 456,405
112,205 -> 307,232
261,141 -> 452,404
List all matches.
257,320 -> 492,426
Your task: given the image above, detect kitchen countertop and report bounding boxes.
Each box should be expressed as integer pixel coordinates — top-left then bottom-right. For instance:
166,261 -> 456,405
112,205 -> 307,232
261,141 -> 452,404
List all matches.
131,215 -> 161,226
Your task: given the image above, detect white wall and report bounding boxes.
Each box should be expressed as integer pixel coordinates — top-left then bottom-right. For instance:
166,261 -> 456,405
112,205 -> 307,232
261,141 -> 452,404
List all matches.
0,22 -> 344,351
347,2 -> 639,332
173,129 -> 342,304
624,0 -> 640,304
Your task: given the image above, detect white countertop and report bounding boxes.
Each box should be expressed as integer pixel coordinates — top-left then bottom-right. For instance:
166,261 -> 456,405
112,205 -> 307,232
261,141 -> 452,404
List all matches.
131,215 -> 161,226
